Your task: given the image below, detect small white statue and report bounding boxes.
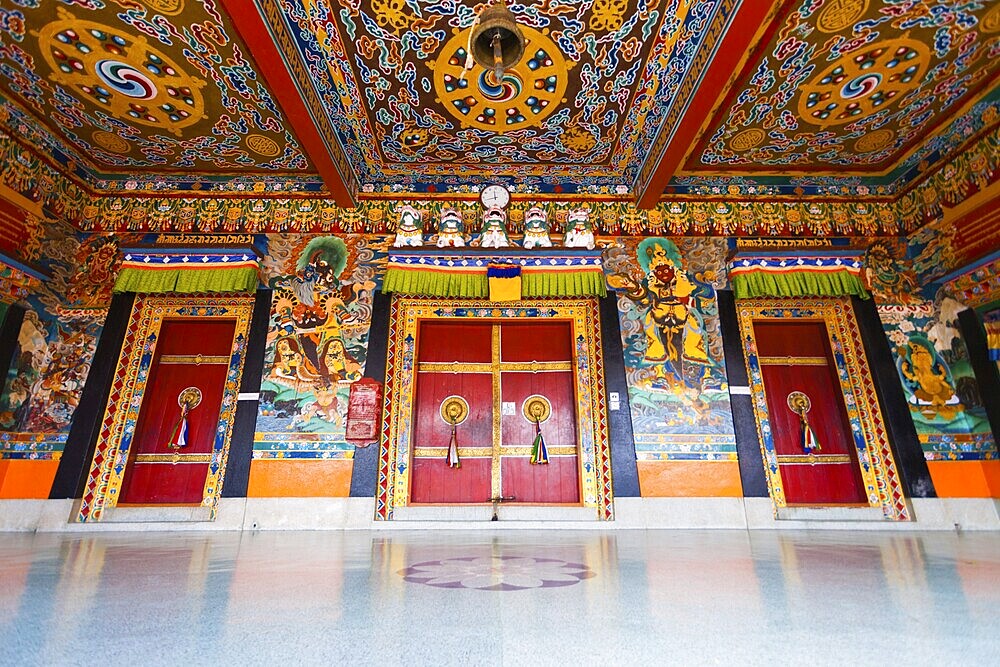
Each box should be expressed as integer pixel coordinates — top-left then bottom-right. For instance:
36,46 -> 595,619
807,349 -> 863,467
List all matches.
563,208 -> 595,250
478,206 -> 511,249
393,204 -> 424,247
436,207 -> 466,247
522,206 -> 552,249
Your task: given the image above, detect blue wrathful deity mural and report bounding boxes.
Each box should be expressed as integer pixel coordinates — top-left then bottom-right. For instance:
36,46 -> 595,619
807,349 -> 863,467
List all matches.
254,235 -> 385,460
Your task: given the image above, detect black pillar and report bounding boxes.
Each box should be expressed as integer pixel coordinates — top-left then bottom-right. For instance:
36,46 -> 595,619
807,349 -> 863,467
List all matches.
717,290 -> 769,497
957,308 -> 1000,444
51,292 -> 136,499
0,303 -> 26,390
852,296 -> 935,497
600,293 -> 640,497
222,289 -> 273,497
350,290 -> 391,498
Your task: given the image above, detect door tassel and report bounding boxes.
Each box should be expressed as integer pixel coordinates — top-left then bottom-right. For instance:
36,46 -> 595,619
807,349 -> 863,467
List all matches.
167,404 -> 191,450
446,423 -> 461,468
801,419 -> 821,454
530,419 -> 549,465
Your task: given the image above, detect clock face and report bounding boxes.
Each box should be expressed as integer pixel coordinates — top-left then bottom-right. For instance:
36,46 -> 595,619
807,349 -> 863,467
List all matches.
480,184 -> 510,209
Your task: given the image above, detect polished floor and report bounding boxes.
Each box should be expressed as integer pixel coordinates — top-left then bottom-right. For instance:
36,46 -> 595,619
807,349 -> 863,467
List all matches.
1,530 -> 998,666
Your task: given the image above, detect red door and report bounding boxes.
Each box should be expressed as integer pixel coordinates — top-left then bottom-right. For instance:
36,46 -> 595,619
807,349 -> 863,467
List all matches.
118,319 -> 236,504
499,321 -> 579,503
753,320 -> 867,505
409,320 -> 580,505
410,322 -> 493,503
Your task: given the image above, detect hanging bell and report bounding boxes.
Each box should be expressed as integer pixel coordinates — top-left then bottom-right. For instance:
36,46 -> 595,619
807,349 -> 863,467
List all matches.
470,2 -> 525,75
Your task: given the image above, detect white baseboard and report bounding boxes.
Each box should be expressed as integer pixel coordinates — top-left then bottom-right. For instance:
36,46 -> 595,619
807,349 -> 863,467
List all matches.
0,496 -> 998,531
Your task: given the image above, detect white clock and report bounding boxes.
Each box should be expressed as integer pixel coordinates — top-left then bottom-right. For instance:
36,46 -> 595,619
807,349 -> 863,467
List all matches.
480,184 -> 510,209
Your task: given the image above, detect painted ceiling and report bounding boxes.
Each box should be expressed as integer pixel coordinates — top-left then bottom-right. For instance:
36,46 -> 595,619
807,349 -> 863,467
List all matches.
0,0 -> 996,203
0,1 -> 321,191
683,0 -> 1000,194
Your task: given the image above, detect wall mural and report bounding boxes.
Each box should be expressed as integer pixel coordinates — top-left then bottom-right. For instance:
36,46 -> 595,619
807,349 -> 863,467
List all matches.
864,242 -> 996,461
0,227 -> 127,461
604,237 -> 734,461
254,234 -> 387,460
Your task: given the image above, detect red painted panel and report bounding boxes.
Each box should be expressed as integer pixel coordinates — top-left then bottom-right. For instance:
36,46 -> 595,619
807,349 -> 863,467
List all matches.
119,319 -> 236,505
759,364 -> 854,457
410,458 -> 492,504
119,463 -> 210,504
155,319 -> 238,356
409,320 -> 581,505
752,319 -> 866,505
502,457 -> 579,503
500,321 -> 573,362
501,371 -> 576,448
780,463 -> 869,505
410,369 -> 492,503
417,321 -> 491,362
501,341 -> 579,503
753,320 -> 831,358
412,372 -> 493,449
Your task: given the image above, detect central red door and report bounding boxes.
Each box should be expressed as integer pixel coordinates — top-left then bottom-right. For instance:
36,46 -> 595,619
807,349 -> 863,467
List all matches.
118,319 -> 236,504
753,320 -> 867,505
409,319 -> 580,505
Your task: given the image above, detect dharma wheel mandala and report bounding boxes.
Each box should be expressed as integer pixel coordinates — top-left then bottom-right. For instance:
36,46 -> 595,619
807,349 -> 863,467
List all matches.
38,11 -> 207,136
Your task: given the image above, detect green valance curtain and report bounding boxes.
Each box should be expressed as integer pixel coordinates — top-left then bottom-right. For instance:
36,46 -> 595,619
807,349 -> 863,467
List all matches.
729,255 -> 869,300
383,267 -> 607,298
383,250 -> 607,299
521,271 -> 607,298
383,268 -> 488,298
113,266 -> 259,294
730,270 -> 869,300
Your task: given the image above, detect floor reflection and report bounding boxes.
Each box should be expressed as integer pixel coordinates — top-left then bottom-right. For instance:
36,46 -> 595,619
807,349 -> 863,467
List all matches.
1,530 -> 998,664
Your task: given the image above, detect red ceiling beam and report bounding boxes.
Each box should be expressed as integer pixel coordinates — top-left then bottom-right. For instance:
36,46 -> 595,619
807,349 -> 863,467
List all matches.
221,0 -> 356,207
635,0 -> 783,209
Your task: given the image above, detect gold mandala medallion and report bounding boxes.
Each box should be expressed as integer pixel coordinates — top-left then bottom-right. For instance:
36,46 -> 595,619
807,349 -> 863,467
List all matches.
982,3 -> 1000,33
144,0 -> 185,16
798,38 -> 928,126
246,134 -> 280,157
589,0 -> 628,32
816,0 -> 869,34
562,125 -> 597,152
432,25 -> 570,133
854,128 -> 894,153
92,130 -> 131,154
730,128 -> 766,152
36,10 -> 206,135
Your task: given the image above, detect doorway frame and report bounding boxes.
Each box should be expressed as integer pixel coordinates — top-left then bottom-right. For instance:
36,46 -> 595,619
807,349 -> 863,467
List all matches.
76,294 -> 254,522
377,297 -> 612,520
736,297 -> 909,520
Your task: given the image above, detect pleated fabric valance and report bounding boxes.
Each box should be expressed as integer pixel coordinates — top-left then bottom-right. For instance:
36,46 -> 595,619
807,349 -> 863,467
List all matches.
383,250 -> 607,299
729,256 -> 869,300
113,251 -> 260,294
985,320 -> 1000,362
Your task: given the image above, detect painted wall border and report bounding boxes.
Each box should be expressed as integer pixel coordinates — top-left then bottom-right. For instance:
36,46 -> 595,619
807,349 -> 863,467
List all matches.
376,297 -> 612,521
76,294 -> 254,522
735,297 -> 909,521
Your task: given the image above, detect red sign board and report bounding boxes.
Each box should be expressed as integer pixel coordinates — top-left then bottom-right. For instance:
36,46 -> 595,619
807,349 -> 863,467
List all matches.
345,378 -> 383,447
